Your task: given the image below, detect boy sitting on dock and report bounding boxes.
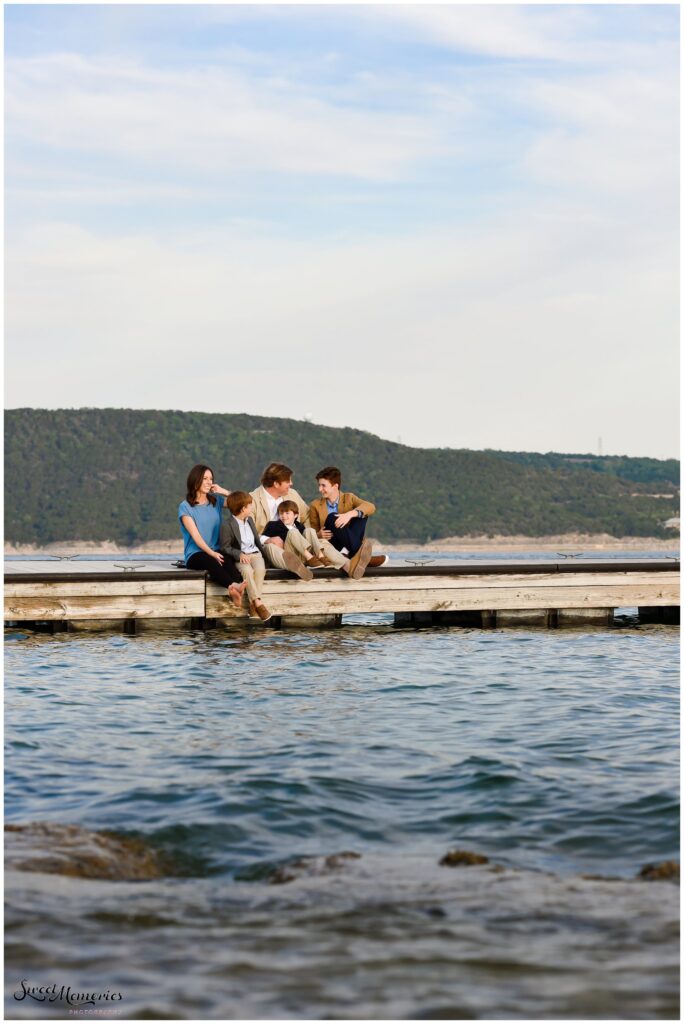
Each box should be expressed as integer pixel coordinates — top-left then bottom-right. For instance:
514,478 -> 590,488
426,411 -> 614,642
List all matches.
262,500 -> 325,568
262,500 -> 350,572
219,492 -> 272,622
308,466 -> 389,579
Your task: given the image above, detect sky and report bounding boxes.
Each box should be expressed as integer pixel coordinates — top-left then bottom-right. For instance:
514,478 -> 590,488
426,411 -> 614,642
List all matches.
4,3 -> 680,458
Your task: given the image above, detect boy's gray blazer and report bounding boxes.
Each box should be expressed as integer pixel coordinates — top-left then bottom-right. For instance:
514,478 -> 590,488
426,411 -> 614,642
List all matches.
219,513 -> 266,562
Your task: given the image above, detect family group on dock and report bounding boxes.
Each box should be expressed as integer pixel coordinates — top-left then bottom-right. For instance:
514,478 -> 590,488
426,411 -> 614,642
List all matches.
179,462 -> 388,622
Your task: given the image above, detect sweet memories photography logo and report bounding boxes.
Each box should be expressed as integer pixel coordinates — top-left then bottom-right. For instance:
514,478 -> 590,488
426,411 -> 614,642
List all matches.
13,980 -> 123,1010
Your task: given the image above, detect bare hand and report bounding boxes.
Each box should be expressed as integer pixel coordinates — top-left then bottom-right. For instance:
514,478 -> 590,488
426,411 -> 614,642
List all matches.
335,511 -> 356,528
266,537 -> 284,549
319,529 -> 333,540
239,553 -> 251,564
213,551 -> 225,565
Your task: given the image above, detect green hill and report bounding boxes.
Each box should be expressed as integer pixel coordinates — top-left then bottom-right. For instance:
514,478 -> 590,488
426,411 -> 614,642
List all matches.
4,408 -> 680,546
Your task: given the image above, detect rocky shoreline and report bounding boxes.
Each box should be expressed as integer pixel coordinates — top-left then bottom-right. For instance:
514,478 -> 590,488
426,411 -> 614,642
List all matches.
4,533 -> 679,557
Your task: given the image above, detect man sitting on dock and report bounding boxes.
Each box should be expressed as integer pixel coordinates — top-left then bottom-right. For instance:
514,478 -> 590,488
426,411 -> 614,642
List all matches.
308,466 -> 389,579
249,463 -> 323,580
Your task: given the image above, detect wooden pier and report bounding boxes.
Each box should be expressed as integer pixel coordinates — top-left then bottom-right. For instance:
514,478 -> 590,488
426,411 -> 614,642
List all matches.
4,558 -> 679,630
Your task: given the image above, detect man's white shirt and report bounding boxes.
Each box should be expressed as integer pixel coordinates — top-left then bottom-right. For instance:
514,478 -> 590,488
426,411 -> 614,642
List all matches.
261,491 -> 284,543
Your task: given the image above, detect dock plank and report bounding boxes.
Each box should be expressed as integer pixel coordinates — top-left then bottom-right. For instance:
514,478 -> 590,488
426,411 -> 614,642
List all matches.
5,559 -> 679,624
6,593 -> 204,621
206,571 -> 680,618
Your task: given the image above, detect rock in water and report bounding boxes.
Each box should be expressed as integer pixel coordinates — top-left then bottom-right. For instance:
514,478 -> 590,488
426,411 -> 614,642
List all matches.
5,822 -> 171,881
637,860 -> 680,882
439,849 -> 490,867
269,850 -> 361,884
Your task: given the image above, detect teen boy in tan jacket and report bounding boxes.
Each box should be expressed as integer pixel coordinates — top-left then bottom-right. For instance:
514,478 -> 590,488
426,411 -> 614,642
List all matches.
308,466 -> 389,579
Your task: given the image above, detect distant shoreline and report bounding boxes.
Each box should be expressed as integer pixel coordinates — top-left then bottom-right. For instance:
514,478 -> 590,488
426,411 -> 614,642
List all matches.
4,533 -> 679,556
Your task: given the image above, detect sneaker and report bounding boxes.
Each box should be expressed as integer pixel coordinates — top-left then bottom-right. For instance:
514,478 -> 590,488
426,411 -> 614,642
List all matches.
347,539 -> 372,580
282,551 -> 314,581
368,555 -> 389,568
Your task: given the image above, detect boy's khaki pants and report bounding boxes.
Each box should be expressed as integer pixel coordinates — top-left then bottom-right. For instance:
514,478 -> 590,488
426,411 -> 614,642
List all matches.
262,528 -> 348,571
235,552 -> 266,601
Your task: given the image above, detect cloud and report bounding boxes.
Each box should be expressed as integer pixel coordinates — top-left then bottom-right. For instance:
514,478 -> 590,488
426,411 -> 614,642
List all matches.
368,4 -> 677,65
5,205 -> 678,457
521,69 -> 678,201
5,52 -> 447,181
3,5 -> 678,457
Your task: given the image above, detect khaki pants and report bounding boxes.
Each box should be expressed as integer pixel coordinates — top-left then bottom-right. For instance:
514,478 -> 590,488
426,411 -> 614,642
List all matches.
315,536 -> 348,570
235,552 -> 266,601
262,527 -> 348,570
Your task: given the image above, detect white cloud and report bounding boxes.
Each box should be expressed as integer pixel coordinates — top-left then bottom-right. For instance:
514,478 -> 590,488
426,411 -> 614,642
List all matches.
5,52 -> 445,181
369,4 -> 676,66
5,206 -> 678,457
4,5 -> 678,458
521,69 -> 678,200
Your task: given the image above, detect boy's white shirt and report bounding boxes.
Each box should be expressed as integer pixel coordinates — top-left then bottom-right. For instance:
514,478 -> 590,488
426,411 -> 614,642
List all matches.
237,517 -> 259,553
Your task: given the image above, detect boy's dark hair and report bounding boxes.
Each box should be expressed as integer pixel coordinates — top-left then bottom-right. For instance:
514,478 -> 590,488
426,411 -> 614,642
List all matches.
261,463 -> 293,487
316,466 -> 341,486
226,490 -> 252,515
278,499 -> 300,517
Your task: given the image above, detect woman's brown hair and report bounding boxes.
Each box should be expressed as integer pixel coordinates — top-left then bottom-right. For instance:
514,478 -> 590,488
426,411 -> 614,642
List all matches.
186,464 -> 216,507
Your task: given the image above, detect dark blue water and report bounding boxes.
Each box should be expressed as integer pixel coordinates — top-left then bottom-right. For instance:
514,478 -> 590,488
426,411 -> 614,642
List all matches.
4,555 -> 680,1019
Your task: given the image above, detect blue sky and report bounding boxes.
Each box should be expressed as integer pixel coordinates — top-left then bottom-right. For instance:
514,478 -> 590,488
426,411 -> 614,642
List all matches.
5,4 -> 680,457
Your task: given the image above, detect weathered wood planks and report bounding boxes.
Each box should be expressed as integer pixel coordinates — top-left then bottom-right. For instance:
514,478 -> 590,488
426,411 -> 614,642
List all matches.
206,571 -> 680,618
5,577 -> 205,621
4,560 -> 679,625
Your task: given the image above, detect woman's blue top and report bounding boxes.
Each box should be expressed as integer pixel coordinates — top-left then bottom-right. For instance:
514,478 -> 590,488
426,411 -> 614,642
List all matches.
178,495 -> 225,562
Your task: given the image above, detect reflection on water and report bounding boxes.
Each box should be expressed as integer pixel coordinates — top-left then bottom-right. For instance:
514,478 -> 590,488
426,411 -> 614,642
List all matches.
4,610 -> 680,1019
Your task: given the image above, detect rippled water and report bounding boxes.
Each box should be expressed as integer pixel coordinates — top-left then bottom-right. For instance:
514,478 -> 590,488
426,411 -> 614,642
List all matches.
4,575 -> 680,1018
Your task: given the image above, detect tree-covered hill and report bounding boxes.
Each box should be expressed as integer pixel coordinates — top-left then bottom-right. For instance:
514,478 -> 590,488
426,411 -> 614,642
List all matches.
4,408 -> 680,545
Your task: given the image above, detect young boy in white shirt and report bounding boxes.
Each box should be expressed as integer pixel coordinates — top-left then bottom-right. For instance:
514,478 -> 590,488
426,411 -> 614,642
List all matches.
219,491 -> 272,622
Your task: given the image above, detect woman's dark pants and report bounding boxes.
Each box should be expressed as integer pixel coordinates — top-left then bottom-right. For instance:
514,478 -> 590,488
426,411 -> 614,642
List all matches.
324,512 -> 367,557
186,551 -> 241,587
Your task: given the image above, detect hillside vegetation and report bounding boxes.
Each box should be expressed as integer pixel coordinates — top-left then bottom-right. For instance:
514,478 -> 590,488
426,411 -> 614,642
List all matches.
5,408 -> 679,546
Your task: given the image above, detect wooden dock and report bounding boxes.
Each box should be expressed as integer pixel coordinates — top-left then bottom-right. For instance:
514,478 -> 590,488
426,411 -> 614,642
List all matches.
4,558 -> 680,630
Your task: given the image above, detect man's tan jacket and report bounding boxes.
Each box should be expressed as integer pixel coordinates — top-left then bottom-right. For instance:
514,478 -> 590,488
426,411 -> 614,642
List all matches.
249,485 -> 311,536
308,492 -> 376,533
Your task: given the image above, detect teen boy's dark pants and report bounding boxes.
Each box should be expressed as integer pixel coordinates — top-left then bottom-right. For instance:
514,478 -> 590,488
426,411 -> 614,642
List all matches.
324,512 -> 367,557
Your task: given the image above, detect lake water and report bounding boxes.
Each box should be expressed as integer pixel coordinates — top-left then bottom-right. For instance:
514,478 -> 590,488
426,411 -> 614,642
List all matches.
4,552 -> 680,1019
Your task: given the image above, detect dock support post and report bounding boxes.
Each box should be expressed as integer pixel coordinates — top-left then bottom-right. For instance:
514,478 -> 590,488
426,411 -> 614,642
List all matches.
123,619 -> 137,635
639,606 -> 680,625
557,608 -> 614,626
496,609 -> 550,627
279,614 -> 342,628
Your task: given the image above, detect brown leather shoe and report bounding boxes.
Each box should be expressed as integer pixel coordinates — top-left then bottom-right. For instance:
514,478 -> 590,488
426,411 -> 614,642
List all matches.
347,539 -> 372,580
307,556 -> 326,568
368,555 -> 389,568
282,550 -> 314,581
256,603 -> 272,622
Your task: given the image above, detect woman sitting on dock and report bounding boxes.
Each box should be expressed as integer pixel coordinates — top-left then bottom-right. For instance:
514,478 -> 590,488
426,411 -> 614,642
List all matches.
178,464 -> 246,609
